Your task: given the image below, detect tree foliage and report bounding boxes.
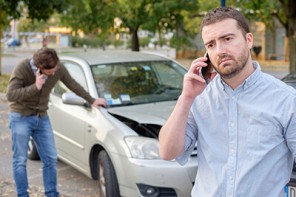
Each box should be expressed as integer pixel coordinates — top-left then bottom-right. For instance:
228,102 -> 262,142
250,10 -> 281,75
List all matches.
145,0 -> 200,50
115,0 -> 152,51
61,0 -> 200,51
61,0 -> 116,49
2,0 -> 68,20
1,0 -> 295,71
117,0 -> 200,51
0,0 -> 69,75
17,13 -> 62,33
228,0 -> 296,72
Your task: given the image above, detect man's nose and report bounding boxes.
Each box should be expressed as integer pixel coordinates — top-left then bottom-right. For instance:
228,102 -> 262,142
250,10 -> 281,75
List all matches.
216,42 -> 226,54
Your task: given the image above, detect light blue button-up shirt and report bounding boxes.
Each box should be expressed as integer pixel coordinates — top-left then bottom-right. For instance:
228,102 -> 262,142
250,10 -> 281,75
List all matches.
177,62 -> 296,197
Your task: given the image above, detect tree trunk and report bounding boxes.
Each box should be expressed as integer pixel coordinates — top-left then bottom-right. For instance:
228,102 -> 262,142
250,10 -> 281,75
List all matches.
130,28 -> 139,51
288,30 -> 296,73
288,0 -> 296,72
284,36 -> 289,62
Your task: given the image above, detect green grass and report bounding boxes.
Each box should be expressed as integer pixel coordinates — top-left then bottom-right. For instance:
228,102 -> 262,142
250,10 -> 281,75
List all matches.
0,74 -> 10,93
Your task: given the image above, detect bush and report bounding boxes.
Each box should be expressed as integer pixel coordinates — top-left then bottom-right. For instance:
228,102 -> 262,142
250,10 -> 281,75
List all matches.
0,74 -> 10,93
112,39 -> 124,48
70,36 -> 111,48
170,36 -> 193,50
140,37 -> 150,48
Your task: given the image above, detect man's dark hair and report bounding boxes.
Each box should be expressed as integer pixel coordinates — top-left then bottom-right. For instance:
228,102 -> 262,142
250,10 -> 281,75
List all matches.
201,7 -> 250,36
33,48 -> 59,69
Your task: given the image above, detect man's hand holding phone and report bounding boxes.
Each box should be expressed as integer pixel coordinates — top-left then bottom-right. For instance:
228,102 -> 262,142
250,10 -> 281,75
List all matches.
182,56 -> 209,99
201,52 -> 215,83
35,68 -> 46,90
182,53 -> 216,100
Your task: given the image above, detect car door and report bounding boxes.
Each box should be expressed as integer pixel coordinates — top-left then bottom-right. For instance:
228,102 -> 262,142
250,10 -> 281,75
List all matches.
48,60 -> 91,170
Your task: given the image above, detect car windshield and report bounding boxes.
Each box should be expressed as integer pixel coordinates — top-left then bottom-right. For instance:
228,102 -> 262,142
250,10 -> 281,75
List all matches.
91,60 -> 186,107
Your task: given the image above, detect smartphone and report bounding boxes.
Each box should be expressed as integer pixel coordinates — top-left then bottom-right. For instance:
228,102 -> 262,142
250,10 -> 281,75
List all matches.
201,52 -> 213,81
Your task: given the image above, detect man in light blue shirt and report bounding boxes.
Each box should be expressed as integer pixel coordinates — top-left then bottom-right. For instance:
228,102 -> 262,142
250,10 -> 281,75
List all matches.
159,7 -> 296,197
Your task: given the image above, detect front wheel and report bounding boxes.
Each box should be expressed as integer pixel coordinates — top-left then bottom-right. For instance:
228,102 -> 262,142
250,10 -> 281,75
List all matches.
97,150 -> 120,197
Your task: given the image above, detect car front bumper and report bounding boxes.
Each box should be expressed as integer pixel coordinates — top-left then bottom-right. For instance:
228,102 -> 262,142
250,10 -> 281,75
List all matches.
111,152 -> 197,197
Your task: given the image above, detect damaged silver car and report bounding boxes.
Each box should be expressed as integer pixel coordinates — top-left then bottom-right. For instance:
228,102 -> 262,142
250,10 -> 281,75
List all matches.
28,51 -> 197,197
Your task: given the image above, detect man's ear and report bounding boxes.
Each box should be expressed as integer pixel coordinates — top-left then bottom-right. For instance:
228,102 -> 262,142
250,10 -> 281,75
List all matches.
246,33 -> 253,50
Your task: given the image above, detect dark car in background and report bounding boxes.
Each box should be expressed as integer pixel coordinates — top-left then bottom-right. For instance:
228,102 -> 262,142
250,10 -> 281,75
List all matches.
282,73 -> 296,89
282,73 -> 296,196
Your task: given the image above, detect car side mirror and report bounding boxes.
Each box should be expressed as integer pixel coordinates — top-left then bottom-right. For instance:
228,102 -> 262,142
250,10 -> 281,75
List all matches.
62,92 -> 91,108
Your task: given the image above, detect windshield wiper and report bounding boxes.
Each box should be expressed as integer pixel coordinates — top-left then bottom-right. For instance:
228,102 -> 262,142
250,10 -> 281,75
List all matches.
154,86 -> 181,94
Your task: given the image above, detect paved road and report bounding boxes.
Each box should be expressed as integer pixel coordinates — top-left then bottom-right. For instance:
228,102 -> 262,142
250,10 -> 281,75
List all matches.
1,51 -> 32,74
1,46 -> 74,74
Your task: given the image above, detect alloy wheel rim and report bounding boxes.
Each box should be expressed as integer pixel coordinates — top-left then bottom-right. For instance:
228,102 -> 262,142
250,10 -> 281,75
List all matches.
99,162 -> 106,197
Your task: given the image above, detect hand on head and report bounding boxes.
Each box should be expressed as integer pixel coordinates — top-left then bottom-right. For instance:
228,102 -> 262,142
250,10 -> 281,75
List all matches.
35,68 -> 46,90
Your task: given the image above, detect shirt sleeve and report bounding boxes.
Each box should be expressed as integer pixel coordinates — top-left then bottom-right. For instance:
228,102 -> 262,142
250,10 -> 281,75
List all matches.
284,95 -> 296,161
176,109 -> 198,165
6,60 -> 40,102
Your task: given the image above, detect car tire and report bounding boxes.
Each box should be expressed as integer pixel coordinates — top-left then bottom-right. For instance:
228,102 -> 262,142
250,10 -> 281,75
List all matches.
97,150 -> 120,197
28,138 -> 40,160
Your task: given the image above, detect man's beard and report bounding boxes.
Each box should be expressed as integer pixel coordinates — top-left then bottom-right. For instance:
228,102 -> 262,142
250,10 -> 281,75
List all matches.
215,49 -> 250,79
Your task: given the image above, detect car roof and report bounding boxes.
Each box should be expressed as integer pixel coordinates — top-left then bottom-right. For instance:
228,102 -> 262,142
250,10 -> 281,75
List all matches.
59,50 -> 170,66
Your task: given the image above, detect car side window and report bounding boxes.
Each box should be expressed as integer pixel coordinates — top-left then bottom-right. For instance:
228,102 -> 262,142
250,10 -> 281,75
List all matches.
53,61 -> 88,96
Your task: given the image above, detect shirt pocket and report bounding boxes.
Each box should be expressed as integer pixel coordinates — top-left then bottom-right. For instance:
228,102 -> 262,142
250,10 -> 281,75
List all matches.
246,119 -> 283,155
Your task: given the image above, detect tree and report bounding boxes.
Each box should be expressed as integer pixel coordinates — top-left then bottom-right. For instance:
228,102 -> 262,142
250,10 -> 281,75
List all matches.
61,0 -> 201,51
17,13 -> 62,33
114,0 -> 153,51
144,0 -> 201,51
229,0 -> 296,72
61,0 -> 116,50
0,0 -> 68,75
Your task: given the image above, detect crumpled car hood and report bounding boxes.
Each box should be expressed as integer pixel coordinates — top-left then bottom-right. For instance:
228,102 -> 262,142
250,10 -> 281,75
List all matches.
107,101 -> 176,125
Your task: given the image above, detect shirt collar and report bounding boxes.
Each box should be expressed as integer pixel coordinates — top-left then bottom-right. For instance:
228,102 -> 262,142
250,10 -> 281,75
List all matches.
217,61 -> 262,91
243,61 -> 262,90
30,58 -> 37,75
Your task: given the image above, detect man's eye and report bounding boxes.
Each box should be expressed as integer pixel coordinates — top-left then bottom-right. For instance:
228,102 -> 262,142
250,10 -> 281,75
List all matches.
206,44 -> 213,49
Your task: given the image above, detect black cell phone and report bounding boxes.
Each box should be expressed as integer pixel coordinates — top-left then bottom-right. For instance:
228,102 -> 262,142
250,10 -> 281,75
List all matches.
201,52 -> 213,80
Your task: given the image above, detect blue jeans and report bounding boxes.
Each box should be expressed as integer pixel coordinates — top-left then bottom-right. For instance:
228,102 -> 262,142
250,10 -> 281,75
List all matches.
9,112 -> 59,197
